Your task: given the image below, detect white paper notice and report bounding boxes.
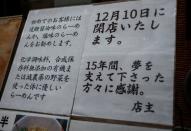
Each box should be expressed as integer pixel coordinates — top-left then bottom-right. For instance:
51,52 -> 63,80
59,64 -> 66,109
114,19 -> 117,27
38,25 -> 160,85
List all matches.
0,5 -> 91,115
0,109 -> 69,131
69,120 -> 172,131
73,0 -> 176,125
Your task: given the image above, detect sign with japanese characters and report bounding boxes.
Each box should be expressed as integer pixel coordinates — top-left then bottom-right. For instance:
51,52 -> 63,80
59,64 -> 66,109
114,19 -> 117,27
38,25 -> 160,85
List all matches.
73,0 -> 176,125
0,0 -> 176,126
0,110 -> 69,131
69,120 -> 172,131
0,5 -> 91,115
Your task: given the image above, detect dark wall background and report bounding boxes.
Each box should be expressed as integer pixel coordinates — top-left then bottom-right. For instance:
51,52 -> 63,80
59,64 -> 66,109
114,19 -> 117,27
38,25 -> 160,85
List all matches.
0,0 -> 53,18
175,0 -> 191,130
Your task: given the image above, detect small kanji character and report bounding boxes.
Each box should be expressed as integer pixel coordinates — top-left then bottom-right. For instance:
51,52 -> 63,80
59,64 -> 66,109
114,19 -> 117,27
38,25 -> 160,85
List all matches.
98,61 -> 107,70
105,22 -> 118,33
84,71 -> 93,82
131,60 -> 142,71
53,65 -> 59,72
58,75 -> 64,82
144,102 -> 155,113
0,116 -> 9,128
127,83 -> 139,95
83,82 -> 92,93
140,8 -> 150,18
117,72 -> 127,81
110,10 -> 120,21
131,101 -> 143,113
93,23 -> 105,33
108,61 -> 118,70
115,83 -> 126,94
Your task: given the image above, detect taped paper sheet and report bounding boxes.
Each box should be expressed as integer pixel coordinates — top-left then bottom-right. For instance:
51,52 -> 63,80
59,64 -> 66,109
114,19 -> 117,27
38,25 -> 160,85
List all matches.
73,0 -> 176,125
0,5 -> 91,115
69,120 -> 172,131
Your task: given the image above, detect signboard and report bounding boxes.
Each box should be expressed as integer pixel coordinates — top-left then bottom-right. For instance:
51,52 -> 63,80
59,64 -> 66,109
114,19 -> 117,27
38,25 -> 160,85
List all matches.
0,5 -> 91,115
0,0 -> 176,126
73,0 -> 176,125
